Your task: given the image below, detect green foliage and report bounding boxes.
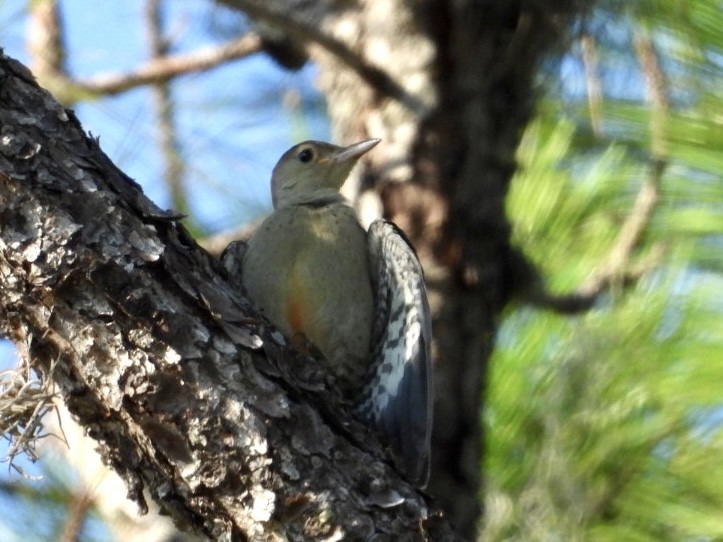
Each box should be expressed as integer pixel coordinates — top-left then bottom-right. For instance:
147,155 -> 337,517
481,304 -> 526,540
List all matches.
486,279 -> 723,540
484,0 -> 723,539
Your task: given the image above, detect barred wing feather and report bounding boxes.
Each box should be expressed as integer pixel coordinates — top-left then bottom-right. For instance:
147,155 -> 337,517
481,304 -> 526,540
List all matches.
359,219 -> 433,488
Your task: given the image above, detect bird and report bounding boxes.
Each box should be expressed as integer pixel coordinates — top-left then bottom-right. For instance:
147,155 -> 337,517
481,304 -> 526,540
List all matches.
241,138 -> 432,487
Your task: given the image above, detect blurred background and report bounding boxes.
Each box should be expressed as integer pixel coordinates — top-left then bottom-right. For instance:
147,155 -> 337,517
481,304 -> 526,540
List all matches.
1,0 -> 722,540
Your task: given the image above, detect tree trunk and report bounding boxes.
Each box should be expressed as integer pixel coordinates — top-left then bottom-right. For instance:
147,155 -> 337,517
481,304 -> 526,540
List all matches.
0,52 -> 459,541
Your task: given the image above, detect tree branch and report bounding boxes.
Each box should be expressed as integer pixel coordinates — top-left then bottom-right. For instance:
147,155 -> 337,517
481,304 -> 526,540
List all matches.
0,52 -> 458,541
145,0 -> 188,216
578,32 -> 669,296
49,33 -> 263,100
60,489 -> 93,542
581,35 -> 602,138
532,32 -> 669,311
27,0 -> 67,80
219,0 -> 430,115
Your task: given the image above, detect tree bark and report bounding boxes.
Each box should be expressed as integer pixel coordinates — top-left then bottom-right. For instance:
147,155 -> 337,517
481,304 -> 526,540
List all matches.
0,52 -> 459,541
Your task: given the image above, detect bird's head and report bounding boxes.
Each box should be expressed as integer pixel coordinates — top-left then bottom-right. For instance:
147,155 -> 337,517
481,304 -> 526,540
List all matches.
271,139 -> 380,208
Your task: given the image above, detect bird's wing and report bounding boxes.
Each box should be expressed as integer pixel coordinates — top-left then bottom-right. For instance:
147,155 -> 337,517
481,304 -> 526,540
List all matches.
359,219 -> 433,487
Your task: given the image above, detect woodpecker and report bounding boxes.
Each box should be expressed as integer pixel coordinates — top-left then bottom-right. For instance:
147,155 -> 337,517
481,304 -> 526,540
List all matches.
241,139 -> 432,487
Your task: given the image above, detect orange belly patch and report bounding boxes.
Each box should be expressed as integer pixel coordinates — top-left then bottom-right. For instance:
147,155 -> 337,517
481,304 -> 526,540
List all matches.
284,274 -> 321,357
285,260 -> 311,337
286,296 -> 305,336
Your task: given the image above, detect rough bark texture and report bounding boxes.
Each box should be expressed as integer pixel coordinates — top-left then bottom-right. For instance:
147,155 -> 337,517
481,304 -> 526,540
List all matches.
0,52 -> 460,541
221,1 -> 584,537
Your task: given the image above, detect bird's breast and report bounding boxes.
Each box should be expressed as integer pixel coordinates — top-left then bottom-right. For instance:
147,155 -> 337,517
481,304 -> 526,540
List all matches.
242,204 -> 374,390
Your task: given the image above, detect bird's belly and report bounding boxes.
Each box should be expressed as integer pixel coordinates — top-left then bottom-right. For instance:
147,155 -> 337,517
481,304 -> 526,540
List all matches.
291,255 -> 370,345
243,206 -> 374,393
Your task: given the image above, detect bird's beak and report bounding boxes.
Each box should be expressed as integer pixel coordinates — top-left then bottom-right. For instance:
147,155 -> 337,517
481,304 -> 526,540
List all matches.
331,138 -> 381,164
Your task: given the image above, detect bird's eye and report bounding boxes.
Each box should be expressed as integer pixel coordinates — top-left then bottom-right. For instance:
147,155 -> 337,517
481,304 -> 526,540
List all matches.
298,148 -> 314,163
